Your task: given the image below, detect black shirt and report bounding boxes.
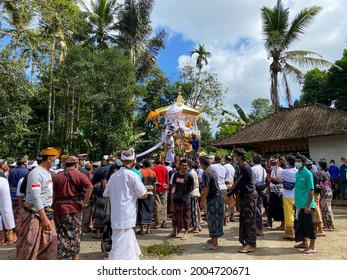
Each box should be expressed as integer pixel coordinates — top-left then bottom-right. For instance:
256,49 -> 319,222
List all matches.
173,172 -> 194,204
228,162 -> 254,196
202,167 -> 220,200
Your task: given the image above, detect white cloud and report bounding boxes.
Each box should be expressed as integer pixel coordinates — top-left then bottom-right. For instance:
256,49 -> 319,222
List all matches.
152,0 -> 347,118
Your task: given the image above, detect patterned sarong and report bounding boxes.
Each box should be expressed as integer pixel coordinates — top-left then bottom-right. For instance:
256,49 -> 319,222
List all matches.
16,210 -> 57,260
172,203 -> 190,233
239,192 -> 257,247
206,192 -> 224,238
320,188 -> 334,230
93,196 -> 106,229
189,196 -> 200,228
153,192 -> 167,224
55,212 -> 82,260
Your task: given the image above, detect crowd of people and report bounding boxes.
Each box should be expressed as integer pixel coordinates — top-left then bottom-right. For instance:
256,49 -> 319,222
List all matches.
0,146 -> 344,260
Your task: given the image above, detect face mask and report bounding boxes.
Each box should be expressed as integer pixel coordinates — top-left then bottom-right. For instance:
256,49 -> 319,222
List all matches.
271,165 -> 276,170
295,162 -> 303,169
330,163 -> 334,166
116,159 -> 123,167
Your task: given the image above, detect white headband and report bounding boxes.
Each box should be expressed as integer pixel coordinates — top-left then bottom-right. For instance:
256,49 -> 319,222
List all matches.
121,148 -> 135,160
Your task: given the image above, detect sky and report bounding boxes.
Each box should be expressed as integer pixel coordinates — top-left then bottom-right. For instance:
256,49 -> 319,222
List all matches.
150,0 -> 347,117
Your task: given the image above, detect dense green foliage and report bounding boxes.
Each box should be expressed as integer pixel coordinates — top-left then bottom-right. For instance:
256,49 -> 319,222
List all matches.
0,0 -> 221,160
299,50 -> 347,111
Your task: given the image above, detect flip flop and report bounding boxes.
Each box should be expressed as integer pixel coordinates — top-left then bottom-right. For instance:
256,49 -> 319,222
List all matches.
302,249 -> 316,254
256,232 -> 264,236
317,233 -> 326,237
166,233 -> 176,238
202,246 -> 220,251
238,248 -> 254,253
6,239 -> 17,245
294,244 -> 308,249
181,236 -> 189,240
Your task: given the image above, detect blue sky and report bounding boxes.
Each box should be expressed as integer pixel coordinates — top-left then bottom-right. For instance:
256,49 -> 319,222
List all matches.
156,34 -> 195,82
151,0 -> 347,117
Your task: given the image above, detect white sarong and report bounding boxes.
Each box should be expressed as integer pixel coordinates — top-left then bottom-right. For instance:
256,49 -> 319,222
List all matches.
109,228 -> 142,260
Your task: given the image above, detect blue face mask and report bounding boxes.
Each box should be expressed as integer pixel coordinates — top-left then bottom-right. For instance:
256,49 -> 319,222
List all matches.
295,162 -> 303,169
271,165 -> 276,170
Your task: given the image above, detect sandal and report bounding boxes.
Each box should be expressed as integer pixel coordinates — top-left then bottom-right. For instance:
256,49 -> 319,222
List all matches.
202,246 -> 220,251
302,248 -> 316,254
294,243 -> 308,249
160,221 -> 167,228
166,232 -> 176,238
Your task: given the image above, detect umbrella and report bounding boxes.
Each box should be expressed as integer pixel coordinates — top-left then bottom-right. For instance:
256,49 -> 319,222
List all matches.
146,110 -> 159,122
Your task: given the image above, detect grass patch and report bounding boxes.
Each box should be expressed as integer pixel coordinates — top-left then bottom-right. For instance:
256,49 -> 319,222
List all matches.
142,244 -> 183,258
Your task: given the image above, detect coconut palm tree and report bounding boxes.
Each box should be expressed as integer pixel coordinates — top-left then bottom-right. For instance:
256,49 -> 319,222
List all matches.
79,0 -> 121,49
115,0 -> 165,80
0,0 -> 35,59
189,43 -> 212,73
261,0 -> 337,110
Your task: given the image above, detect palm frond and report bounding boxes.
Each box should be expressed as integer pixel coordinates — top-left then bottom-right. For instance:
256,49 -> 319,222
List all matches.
282,62 -> 304,84
284,6 -> 321,49
285,51 -> 338,69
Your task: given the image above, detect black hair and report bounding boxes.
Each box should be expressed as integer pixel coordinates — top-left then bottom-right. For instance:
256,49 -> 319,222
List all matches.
171,163 -> 176,169
180,158 -> 187,165
330,159 -> 335,163
252,154 -> 262,164
41,155 -> 50,161
286,155 -> 296,167
142,159 -> 151,168
65,162 -> 77,168
234,148 -> 246,161
318,159 -> 328,171
106,163 -> 120,180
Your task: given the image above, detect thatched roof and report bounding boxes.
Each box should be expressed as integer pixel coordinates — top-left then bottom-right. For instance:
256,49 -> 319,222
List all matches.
216,104 -> 347,149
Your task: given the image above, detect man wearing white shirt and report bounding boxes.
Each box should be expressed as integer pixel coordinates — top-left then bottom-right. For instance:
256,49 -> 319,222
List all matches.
224,155 -> 235,222
211,155 -> 228,225
274,155 -> 297,240
251,154 -> 267,236
103,148 -> 147,260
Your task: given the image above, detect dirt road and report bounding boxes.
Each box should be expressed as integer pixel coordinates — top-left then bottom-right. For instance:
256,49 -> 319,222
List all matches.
1,204 -> 346,260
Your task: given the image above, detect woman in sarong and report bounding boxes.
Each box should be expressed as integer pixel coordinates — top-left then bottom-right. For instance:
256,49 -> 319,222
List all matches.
318,160 -> 334,231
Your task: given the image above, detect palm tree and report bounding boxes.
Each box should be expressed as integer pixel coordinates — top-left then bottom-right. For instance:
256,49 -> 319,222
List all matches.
79,0 -> 121,49
0,0 -> 35,59
261,0 -> 337,110
115,0 -> 165,80
189,43 -> 212,72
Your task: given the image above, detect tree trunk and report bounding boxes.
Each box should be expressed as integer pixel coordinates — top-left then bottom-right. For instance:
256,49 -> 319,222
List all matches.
48,38 -> 56,137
